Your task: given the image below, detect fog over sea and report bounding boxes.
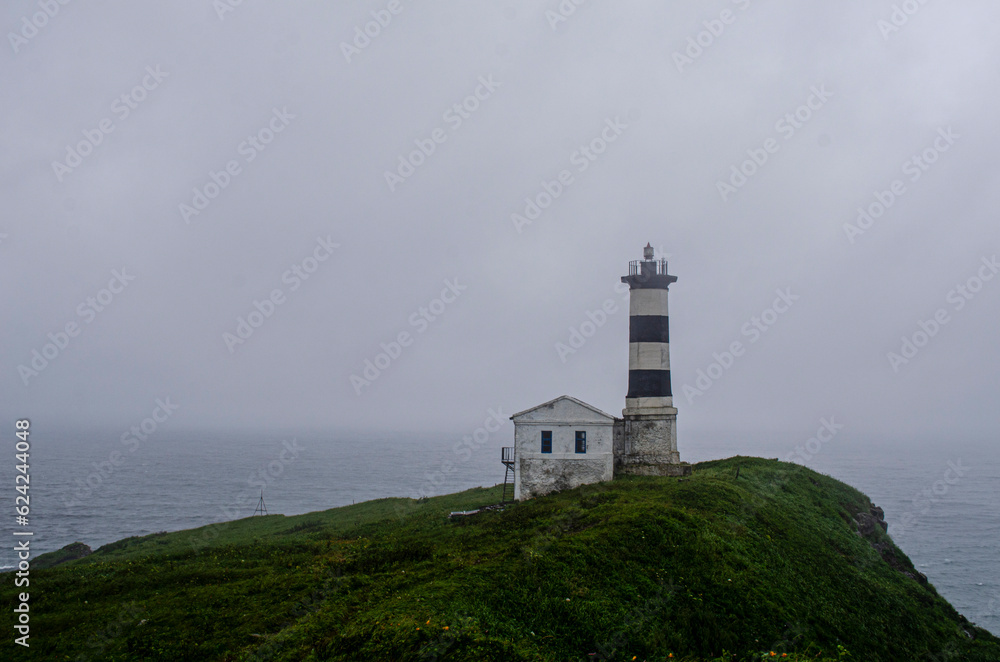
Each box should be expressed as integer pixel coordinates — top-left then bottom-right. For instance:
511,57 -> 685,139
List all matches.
4,427 -> 997,636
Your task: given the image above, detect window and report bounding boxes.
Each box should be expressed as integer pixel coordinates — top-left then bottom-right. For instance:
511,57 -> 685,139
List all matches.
541,430 -> 552,453
575,430 -> 587,454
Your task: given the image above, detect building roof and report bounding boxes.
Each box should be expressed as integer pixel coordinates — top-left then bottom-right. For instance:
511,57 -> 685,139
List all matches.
509,395 -> 617,421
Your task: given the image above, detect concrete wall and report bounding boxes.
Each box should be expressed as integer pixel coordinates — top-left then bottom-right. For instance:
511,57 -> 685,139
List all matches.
517,454 -> 612,500
617,413 -> 683,474
613,419 -> 625,456
623,415 -> 677,458
514,421 -> 613,455
514,422 -> 614,499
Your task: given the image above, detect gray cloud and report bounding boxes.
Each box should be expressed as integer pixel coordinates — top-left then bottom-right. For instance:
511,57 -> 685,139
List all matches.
2,0 -> 999,447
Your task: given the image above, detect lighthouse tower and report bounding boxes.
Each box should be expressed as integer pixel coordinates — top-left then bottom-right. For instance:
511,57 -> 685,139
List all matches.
616,243 -> 688,475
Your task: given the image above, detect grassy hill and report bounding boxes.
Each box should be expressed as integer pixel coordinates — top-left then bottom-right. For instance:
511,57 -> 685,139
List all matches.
4,456 -> 997,661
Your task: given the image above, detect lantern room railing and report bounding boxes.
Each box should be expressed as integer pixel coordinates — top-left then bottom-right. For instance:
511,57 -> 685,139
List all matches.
628,258 -> 670,277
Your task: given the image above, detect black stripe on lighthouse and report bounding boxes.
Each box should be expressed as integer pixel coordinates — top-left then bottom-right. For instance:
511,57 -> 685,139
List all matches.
627,369 -> 672,398
629,316 -> 670,343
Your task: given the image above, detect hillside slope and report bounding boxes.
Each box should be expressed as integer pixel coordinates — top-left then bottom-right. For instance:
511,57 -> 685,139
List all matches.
5,457 -> 998,661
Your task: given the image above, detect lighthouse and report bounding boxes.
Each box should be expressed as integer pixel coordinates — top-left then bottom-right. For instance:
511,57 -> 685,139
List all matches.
505,242 -> 690,501
615,243 -> 688,475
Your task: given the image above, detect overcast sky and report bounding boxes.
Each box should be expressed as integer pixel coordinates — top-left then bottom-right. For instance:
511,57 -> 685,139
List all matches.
3,0 -> 999,447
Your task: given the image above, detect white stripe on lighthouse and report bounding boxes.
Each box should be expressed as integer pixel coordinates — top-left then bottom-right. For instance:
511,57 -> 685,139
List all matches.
625,396 -> 673,409
629,289 -> 670,316
629,342 -> 671,371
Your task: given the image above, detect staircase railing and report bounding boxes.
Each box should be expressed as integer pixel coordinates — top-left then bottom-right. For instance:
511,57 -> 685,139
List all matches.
501,446 -> 515,503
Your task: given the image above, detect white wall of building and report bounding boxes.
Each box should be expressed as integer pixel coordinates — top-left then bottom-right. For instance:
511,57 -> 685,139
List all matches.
511,396 -> 615,500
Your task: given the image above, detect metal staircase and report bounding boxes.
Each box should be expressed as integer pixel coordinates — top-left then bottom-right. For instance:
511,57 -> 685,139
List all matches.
501,446 -> 516,503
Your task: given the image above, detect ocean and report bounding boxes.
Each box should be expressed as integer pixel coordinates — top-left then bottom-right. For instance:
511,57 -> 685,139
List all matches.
4,427 -> 997,636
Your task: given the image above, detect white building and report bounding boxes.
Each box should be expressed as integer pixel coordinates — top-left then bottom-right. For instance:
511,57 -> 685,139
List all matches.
509,396 -> 616,501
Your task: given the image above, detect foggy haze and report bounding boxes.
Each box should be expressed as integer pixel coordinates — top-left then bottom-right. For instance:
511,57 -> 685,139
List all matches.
3,0 -> 999,448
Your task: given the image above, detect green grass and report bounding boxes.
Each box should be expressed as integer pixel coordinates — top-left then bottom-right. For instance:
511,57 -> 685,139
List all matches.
4,457 -> 997,661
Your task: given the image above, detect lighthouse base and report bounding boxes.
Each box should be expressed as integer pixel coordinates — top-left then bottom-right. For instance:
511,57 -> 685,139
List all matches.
613,407 -> 692,477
